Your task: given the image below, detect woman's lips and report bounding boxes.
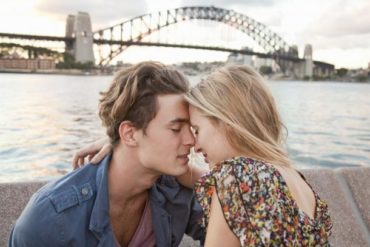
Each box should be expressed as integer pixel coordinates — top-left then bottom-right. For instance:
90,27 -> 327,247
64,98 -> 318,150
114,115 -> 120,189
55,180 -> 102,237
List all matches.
203,153 -> 209,163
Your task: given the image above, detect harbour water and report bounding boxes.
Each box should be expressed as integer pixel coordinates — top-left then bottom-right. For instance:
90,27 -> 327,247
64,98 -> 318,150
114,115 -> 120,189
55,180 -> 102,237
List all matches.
0,73 -> 369,182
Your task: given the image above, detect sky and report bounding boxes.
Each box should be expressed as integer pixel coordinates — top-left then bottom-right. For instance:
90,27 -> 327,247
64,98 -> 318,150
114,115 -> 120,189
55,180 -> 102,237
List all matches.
0,0 -> 369,69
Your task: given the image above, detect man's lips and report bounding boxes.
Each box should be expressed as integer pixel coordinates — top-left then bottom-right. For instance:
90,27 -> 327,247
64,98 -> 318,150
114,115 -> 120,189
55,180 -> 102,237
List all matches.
177,153 -> 190,160
177,154 -> 190,165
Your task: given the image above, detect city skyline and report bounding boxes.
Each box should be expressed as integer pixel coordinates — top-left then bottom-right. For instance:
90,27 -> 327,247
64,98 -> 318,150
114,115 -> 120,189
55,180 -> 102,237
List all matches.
0,0 -> 369,69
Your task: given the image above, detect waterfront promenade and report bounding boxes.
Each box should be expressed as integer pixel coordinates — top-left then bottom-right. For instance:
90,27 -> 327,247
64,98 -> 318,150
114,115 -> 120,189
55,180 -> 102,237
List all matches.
1,167 -> 369,246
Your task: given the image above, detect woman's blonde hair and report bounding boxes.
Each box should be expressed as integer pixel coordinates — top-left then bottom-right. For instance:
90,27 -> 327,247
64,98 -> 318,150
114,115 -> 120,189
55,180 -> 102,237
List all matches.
185,64 -> 291,167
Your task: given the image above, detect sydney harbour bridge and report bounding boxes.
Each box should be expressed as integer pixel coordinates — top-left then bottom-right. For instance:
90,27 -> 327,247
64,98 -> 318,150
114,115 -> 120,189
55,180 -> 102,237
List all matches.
0,6 -> 333,76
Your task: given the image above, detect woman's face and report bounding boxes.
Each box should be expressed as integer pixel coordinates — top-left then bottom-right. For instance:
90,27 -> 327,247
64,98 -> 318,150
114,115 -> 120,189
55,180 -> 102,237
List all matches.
189,105 -> 239,167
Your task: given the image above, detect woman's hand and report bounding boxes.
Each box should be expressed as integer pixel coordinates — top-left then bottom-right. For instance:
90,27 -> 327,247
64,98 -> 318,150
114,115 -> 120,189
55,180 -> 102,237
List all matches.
72,137 -> 112,169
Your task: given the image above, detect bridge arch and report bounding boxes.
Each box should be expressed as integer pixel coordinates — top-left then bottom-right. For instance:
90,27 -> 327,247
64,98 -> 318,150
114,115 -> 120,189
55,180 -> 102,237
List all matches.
94,6 -> 291,66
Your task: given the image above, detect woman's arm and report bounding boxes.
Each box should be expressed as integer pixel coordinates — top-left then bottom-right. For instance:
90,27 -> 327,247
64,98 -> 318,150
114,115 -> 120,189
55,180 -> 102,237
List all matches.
72,137 -> 112,169
204,192 -> 240,247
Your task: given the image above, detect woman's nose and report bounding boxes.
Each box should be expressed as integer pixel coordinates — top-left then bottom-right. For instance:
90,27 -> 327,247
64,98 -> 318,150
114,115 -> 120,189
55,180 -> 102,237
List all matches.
194,142 -> 202,153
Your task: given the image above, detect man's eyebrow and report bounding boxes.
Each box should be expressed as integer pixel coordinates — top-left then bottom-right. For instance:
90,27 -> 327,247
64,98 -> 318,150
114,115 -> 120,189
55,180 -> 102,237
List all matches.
169,118 -> 190,124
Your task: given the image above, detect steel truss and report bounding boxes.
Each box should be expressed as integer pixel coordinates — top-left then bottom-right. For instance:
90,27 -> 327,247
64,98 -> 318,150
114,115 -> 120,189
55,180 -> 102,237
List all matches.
94,6 -> 291,66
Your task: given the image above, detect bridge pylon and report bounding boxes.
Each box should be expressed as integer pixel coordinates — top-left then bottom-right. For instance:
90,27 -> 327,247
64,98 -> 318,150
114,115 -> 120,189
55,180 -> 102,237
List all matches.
304,44 -> 313,78
65,12 -> 95,64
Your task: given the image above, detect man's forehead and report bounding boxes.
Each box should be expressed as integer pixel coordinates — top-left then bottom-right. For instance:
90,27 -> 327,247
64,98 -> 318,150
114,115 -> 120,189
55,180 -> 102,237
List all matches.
156,94 -> 189,117
157,94 -> 187,105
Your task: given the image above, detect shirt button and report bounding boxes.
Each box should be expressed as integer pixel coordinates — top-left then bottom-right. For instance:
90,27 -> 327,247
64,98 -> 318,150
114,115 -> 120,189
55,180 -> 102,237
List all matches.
81,187 -> 89,196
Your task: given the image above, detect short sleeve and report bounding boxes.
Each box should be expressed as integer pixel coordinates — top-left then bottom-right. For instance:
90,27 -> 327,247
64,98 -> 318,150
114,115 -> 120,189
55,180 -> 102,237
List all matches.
195,156 -> 266,245
212,157 -> 261,245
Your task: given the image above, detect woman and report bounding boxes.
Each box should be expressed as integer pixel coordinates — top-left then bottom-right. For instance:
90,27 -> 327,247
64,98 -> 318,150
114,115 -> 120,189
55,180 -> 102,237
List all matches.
74,64 -> 332,246
183,64 -> 332,246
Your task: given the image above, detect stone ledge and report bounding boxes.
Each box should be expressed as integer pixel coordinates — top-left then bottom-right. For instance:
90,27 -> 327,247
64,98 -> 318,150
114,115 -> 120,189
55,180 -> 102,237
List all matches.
340,167 -> 370,233
1,168 -> 369,247
300,168 -> 370,247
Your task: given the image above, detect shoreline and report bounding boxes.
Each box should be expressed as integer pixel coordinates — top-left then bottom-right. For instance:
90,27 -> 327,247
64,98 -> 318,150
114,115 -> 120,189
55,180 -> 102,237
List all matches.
0,69 -> 369,83
0,68 -> 110,76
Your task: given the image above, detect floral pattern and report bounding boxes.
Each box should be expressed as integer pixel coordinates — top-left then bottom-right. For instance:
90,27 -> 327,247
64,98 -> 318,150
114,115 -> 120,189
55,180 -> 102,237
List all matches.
194,156 -> 332,246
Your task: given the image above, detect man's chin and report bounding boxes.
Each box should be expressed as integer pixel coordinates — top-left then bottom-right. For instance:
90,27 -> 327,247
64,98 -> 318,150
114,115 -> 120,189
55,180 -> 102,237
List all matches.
177,156 -> 189,165
172,163 -> 190,177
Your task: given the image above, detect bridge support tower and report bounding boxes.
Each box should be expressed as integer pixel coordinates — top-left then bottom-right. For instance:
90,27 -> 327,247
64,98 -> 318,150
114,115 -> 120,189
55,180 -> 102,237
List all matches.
65,12 -> 95,64
304,44 -> 313,78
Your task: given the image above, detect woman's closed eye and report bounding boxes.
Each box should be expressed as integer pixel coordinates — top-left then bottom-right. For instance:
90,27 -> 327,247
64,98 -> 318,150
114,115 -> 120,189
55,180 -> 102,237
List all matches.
191,126 -> 199,136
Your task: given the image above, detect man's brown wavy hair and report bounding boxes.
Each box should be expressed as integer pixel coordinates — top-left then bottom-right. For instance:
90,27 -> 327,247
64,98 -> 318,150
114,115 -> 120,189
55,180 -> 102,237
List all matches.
99,61 -> 189,145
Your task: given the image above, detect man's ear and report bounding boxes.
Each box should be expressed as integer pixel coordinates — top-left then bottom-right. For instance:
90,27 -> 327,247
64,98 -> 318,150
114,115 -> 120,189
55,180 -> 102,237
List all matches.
118,121 -> 139,146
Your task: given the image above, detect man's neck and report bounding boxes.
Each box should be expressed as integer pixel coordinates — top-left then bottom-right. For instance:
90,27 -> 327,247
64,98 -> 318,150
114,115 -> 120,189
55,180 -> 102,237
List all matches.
108,147 -> 160,205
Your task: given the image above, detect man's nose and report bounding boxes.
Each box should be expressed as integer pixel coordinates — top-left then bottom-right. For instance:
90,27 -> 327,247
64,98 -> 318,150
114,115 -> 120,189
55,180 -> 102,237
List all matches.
183,127 -> 195,147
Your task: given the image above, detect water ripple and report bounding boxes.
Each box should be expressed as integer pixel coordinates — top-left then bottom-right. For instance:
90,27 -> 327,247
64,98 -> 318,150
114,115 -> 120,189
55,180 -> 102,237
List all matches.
0,76 -> 369,182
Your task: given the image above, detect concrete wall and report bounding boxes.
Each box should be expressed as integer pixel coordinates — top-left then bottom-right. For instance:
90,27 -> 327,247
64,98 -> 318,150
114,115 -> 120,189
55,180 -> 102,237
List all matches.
1,167 -> 369,247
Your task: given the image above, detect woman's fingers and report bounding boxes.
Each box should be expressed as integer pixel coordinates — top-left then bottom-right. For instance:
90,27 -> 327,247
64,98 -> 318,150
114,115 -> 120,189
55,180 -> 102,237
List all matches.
72,150 -> 84,169
87,154 -> 94,162
91,144 -> 112,164
71,137 -> 110,169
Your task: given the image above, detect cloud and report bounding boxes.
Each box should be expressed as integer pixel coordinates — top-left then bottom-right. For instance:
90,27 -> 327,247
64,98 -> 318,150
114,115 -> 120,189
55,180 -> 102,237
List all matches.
298,33 -> 370,52
179,0 -> 277,8
35,0 -> 148,30
293,0 -> 370,52
305,0 -> 370,37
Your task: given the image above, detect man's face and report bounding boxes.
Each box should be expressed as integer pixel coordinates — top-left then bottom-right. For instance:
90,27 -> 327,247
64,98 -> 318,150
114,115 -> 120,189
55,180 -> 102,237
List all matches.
136,94 -> 195,176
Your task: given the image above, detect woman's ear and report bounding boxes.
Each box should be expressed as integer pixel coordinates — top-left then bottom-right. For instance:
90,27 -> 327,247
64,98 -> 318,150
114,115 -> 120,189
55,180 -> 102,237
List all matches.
118,121 -> 139,146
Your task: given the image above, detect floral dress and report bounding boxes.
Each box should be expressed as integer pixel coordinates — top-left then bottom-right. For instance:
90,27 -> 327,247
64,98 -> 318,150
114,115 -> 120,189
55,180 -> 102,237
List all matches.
194,156 -> 332,246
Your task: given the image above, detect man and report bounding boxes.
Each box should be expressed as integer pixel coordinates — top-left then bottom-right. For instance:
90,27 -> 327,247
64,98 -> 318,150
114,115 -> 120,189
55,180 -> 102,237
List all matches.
9,62 -> 204,247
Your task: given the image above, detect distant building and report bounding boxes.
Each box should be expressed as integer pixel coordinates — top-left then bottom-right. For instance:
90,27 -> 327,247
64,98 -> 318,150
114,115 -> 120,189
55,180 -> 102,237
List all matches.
254,57 -> 274,70
0,59 -> 55,70
227,47 -> 253,66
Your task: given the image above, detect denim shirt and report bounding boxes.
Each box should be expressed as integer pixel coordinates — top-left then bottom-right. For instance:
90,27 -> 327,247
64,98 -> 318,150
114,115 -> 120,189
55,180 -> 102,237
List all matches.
8,155 -> 204,247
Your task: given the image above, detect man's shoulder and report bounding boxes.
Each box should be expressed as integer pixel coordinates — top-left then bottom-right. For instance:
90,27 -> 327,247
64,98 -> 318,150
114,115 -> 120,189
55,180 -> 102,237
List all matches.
9,164 -> 99,245
28,164 -> 98,214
